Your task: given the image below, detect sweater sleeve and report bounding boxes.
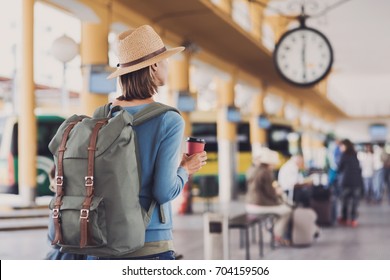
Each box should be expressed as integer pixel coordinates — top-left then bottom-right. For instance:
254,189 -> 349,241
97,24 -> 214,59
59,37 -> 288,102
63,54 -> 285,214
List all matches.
152,111 -> 188,204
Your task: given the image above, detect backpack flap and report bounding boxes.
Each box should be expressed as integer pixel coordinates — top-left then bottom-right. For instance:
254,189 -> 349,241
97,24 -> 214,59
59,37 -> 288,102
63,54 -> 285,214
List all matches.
53,111 -> 133,159
48,115 -> 88,156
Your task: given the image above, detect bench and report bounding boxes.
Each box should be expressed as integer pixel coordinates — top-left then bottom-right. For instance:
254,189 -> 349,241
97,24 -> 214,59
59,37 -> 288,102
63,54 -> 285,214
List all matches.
228,213 -> 278,260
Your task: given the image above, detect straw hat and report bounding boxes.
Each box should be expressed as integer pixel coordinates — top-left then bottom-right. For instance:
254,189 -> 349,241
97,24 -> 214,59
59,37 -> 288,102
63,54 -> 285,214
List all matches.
107,25 -> 185,79
253,148 -> 280,166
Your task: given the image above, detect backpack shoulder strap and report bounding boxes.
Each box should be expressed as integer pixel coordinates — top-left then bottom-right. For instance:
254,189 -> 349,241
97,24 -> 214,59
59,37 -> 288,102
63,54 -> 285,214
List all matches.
133,102 -> 179,224
133,102 -> 180,126
92,103 -> 112,119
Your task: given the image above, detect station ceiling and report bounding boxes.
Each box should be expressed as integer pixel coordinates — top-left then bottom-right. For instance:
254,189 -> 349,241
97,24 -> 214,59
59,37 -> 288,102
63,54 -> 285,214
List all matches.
117,0 -> 345,119
50,0 -> 389,120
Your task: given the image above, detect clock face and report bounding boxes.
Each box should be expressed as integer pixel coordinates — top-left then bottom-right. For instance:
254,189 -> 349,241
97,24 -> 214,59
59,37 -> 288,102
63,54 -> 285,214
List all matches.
274,27 -> 333,87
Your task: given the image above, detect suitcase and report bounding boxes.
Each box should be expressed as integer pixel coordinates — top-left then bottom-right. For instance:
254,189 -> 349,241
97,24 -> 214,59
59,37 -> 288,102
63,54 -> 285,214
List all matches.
291,207 -> 319,247
310,198 -> 332,226
310,185 -> 333,226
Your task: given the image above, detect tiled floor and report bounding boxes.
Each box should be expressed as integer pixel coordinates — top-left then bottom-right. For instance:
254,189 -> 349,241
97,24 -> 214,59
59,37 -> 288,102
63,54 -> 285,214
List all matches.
0,199 -> 389,260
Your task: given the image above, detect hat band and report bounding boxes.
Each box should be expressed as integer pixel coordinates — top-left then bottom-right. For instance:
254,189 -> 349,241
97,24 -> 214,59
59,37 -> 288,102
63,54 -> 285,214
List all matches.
117,46 -> 167,68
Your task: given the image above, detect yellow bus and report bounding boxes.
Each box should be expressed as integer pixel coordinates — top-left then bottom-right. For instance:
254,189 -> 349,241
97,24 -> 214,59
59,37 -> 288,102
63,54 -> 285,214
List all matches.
190,121 -> 252,198
190,113 -> 293,199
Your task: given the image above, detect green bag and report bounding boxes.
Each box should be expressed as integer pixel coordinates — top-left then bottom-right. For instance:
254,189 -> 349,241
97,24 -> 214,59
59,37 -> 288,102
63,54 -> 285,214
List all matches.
48,102 -> 179,257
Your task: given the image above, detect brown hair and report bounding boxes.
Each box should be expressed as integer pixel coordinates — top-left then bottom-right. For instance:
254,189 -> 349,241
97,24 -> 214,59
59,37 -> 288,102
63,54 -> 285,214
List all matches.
341,138 -> 356,155
117,66 -> 157,101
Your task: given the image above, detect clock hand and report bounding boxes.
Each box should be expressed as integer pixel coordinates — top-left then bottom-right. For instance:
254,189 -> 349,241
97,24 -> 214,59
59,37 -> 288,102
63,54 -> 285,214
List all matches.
302,33 -> 307,81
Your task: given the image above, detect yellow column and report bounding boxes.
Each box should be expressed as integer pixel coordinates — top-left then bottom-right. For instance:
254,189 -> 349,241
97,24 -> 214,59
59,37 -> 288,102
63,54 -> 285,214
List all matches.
169,52 -> 191,137
217,78 -> 236,142
249,85 -> 267,150
292,103 -> 302,132
249,0 -> 269,41
169,52 -> 192,214
80,3 -> 109,116
18,0 -> 37,205
216,76 -> 237,203
277,93 -> 286,119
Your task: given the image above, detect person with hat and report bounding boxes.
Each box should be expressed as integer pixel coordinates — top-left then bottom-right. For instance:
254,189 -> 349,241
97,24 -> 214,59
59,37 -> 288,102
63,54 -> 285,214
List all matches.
95,25 -> 207,259
245,148 -> 292,245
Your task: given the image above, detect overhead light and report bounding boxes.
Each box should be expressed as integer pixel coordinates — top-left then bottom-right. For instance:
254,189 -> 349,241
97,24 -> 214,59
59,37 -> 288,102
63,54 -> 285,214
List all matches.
50,34 -> 78,63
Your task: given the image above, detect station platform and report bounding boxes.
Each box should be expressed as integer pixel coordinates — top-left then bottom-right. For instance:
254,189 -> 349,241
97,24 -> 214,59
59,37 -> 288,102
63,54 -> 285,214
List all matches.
1,197 -> 390,260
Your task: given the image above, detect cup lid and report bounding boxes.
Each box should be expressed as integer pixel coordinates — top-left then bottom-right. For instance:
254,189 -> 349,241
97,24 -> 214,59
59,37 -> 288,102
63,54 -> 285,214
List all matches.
186,137 -> 206,143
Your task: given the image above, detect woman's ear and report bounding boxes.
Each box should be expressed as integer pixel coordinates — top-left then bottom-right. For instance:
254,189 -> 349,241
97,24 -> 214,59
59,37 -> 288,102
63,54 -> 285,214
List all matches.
151,63 -> 158,72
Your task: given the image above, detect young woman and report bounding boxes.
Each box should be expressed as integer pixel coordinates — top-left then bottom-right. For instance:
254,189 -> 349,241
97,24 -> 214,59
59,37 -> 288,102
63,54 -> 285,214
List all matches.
338,139 -> 363,227
93,25 -> 207,259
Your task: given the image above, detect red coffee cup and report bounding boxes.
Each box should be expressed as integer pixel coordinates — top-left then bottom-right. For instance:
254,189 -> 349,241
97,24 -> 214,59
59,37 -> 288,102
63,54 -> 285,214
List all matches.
186,137 -> 206,155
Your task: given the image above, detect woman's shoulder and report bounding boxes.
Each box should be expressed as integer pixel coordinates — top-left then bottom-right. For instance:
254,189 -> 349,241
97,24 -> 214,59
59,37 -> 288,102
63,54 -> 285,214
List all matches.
162,110 -> 184,126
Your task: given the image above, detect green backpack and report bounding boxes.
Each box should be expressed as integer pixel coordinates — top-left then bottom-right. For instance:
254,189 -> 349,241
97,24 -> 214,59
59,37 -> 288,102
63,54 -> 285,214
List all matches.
48,102 -> 179,257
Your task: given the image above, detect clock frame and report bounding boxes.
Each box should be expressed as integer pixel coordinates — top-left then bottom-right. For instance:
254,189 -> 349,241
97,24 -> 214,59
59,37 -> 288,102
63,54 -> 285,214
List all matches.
273,25 -> 334,87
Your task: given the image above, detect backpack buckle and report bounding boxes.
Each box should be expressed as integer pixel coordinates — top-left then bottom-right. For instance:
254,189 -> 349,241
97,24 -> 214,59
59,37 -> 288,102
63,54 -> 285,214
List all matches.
52,209 -> 60,219
56,176 -> 63,186
85,176 -> 94,187
80,209 -> 89,219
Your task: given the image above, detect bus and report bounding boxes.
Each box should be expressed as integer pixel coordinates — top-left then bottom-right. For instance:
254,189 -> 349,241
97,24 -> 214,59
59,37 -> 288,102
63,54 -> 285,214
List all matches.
190,117 -> 293,198
0,114 -> 65,196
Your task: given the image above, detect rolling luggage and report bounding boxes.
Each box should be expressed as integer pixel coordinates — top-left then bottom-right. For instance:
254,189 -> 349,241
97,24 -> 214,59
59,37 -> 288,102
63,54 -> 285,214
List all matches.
291,207 -> 319,247
310,185 -> 333,226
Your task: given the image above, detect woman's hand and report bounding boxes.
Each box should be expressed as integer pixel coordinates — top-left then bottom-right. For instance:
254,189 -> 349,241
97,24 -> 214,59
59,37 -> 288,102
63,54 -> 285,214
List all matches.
180,151 -> 207,176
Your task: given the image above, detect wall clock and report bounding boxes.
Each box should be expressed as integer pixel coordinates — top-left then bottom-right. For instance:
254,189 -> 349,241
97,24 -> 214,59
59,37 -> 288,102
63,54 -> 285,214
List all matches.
273,16 -> 334,87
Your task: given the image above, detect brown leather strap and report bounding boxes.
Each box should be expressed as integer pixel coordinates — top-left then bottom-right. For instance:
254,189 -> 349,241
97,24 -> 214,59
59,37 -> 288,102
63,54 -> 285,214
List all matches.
51,118 -> 84,246
79,197 -> 92,248
80,120 -> 107,248
117,47 -> 166,68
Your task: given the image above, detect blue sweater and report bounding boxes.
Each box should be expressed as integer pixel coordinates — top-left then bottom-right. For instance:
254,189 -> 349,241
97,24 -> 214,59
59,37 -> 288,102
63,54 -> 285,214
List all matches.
123,104 -> 188,243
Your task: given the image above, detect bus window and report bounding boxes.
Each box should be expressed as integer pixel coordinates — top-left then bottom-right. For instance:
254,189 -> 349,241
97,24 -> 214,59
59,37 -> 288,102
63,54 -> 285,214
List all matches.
237,123 -> 251,152
192,123 -> 218,152
267,124 -> 292,156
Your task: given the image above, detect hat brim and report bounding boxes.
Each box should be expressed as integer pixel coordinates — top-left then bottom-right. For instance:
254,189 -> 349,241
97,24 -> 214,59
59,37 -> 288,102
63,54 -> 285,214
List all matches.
107,46 -> 185,79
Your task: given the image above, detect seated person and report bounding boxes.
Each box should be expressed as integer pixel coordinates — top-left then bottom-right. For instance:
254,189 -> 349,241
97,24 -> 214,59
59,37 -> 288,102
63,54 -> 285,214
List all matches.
245,148 -> 292,245
278,154 -> 313,206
